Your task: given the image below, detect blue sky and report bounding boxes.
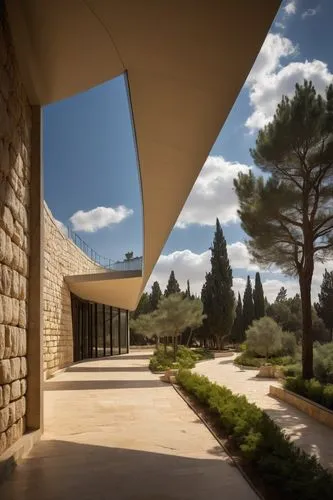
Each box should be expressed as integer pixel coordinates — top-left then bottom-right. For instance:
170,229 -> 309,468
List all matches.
44,0 -> 333,302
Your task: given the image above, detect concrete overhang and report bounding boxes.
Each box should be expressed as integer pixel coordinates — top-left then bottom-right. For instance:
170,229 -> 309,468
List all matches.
7,1 -> 280,310
65,270 -> 142,310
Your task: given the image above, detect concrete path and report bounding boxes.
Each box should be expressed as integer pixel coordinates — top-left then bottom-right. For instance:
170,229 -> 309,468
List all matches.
0,351 -> 258,500
195,354 -> 333,472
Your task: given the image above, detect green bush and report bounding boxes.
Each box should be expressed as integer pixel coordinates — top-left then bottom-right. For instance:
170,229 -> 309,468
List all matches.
149,345 -> 212,372
177,370 -> 333,499
313,342 -> 333,383
282,362 -> 302,377
281,330 -> 297,356
234,353 -> 293,368
284,376 -> 333,410
246,317 -> 282,358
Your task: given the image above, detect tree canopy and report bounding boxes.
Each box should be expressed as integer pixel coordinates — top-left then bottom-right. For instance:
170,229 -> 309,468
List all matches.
315,269 -> 333,340
149,281 -> 162,311
243,276 -> 254,332
253,272 -> 265,320
201,219 -> 234,349
234,80 -> 333,379
164,270 -> 181,296
231,292 -> 245,343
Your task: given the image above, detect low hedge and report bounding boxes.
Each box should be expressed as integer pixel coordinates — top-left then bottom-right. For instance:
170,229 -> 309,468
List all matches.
234,352 -> 293,368
285,376 -> 333,410
177,369 -> 333,500
149,346 -> 213,372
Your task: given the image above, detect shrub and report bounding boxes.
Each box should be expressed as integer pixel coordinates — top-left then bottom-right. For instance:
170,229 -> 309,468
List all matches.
177,370 -> 333,499
149,345 -> 212,372
313,342 -> 333,383
246,317 -> 282,358
281,330 -> 297,356
282,362 -> 302,377
284,376 -> 333,410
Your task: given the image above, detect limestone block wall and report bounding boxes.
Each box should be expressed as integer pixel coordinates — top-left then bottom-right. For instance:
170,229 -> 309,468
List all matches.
0,13 -> 31,455
43,203 -> 101,377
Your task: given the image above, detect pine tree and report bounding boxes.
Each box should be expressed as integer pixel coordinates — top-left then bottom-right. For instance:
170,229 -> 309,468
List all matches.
164,270 -> 181,297
185,279 -> 191,298
231,293 -> 245,343
201,219 -> 234,349
315,269 -> 333,340
253,272 -> 265,320
149,281 -> 162,311
243,276 -> 254,333
276,287 -> 287,303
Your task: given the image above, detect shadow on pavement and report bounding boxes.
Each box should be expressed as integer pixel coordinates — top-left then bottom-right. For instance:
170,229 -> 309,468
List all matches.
44,379 -> 165,391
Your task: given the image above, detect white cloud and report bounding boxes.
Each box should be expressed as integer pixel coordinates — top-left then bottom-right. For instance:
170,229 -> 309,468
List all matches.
302,7 -> 319,19
245,33 -> 333,131
146,246 -> 333,303
275,21 -> 286,30
284,0 -> 296,15
175,156 -> 250,228
54,218 -> 68,237
70,205 -> 133,232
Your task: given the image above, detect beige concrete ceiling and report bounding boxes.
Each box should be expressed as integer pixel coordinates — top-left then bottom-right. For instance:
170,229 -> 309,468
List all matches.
7,1 -> 280,310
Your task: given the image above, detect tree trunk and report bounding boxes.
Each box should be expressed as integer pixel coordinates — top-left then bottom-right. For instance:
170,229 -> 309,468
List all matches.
164,336 -> 167,354
173,336 -> 176,361
299,270 -> 314,379
186,329 -> 193,347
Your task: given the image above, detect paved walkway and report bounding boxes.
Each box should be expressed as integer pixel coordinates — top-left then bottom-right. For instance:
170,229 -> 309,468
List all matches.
0,351 -> 258,500
195,354 -> 333,472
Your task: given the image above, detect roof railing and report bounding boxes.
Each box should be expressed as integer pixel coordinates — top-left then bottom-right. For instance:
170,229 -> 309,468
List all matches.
67,226 -> 142,272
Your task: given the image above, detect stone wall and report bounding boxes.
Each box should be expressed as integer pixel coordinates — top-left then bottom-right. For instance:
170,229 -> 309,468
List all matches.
43,203 -> 101,378
0,12 -> 31,455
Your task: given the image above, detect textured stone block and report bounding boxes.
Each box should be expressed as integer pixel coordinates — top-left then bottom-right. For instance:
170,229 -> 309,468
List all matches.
5,325 -> 18,357
11,241 -> 20,271
0,139 -> 10,178
2,294 -> 12,324
5,424 -> 14,448
10,379 -> 21,401
10,357 -> 20,380
8,401 -> 15,426
0,204 -> 14,237
0,227 -> 6,263
0,359 -> 11,383
11,269 -> 19,298
0,431 -> 6,454
0,324 -> 4,359
17,329 -> 27,356
0,263 -> 12,295
20,378 -> 27,396
12,220 -> 24,248
12,297 -> 19,325
2,385 -> 10,408
0,406 -> 9,432
2,232 -> 13,266
18,300 -> 26,328
15,397 -> 25,420
18,274 -> 27,300
20,356 -> 27,377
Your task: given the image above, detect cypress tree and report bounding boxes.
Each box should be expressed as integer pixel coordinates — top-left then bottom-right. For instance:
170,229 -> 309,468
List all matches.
150,281 -> 162,311
315,269 -> 333,340
276,287 -> 287,303
243,275 -> 254,333
253,272 -> 265,320
164,270 -> 181,297
231,292 -> 245,343
201,219 -> 234,349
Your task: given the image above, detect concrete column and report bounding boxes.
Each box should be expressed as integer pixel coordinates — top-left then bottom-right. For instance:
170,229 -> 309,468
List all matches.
26,105 -> 44,431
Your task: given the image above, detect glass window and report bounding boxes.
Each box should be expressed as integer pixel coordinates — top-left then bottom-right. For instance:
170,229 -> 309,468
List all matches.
112,307 -> 120,355
120,309 -> 128,354
104,306 -> 111,356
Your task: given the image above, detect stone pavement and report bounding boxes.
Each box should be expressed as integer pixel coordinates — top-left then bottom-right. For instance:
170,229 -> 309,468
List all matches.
195,354 -> 333,472
0,351 -> 258,500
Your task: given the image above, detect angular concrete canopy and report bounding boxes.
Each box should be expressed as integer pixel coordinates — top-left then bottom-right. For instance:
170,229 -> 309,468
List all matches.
7,0 -> 280,310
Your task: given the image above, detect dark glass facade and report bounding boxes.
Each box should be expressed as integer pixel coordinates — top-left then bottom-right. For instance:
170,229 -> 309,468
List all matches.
71,294 -> 129,362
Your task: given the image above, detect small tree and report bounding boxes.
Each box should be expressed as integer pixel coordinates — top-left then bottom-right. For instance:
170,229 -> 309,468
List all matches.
243,276 -> 254,332
234,81 -> 333,379
276,287 -> 287,303
315,269 -> 333,340
149,281 -> 162,311
125,251 -> 134,261
231,293 -> 245,343
130,312 -> 162,347
246,317 -> 282,359
253,272 -> 265,320
157,294 -> 205,360
164,270 -> 181,296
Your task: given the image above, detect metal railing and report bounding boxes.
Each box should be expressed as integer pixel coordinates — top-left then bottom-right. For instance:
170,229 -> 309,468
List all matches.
67,226 -> 142,272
